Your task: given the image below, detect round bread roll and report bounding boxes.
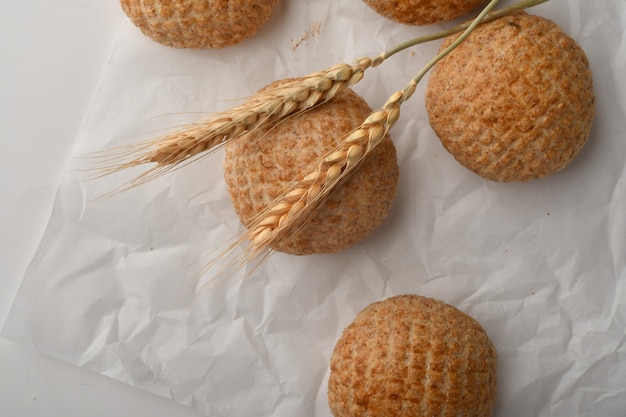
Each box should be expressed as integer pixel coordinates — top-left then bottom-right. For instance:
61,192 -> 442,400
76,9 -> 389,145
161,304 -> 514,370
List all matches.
328,295 -> 497,417
119,0 -> 278,49
425,11 -> 595,182
223,86 -> 399,255
361,0 -> 486,25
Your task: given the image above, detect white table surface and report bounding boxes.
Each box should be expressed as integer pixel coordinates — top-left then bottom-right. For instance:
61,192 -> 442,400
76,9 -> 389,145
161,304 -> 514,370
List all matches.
0,1 -> 201,416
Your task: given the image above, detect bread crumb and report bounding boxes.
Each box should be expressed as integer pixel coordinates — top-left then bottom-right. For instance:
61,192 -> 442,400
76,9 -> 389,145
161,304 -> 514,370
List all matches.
291,20 -> 322,51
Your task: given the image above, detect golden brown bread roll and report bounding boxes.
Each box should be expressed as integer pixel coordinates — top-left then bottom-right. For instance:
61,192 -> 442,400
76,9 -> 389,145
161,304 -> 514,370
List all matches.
361,0 -> 486,25
425,11 -> 595,182
223,86 -> 399,255
328,294 -> 497,417
119,0 -> 278,49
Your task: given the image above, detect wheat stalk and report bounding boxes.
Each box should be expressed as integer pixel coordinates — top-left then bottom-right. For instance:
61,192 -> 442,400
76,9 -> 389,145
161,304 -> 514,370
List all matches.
88,0 -> 547,193
377,0 -> 550,62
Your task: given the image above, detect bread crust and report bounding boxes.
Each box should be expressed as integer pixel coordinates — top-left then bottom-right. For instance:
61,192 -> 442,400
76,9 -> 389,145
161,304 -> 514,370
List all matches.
223,87 -> 399,255
120,0 -> 278,49
425,11 -> 595,181
362,0 -> 486,25
328,295 -> 497,417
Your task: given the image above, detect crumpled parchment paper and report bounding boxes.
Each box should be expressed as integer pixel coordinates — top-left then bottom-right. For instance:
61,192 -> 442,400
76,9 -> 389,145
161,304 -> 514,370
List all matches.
3,1 -> 626,416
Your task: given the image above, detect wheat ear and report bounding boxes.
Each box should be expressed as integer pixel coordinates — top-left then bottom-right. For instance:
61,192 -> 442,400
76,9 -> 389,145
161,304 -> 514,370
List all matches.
236,0 -> 508,261
89,59 -> 373,188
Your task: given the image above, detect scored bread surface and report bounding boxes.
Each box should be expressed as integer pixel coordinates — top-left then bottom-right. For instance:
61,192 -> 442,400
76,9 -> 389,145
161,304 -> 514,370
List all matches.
328,295 -> 497,417
362,0 -> 486,25
223,86 -> 399,255
120,0 -> 278,49
425,11 -> 595,182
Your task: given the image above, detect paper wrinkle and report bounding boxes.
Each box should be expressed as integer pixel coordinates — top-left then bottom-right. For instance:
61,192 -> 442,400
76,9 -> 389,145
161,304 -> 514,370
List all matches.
3,1 -> 626,416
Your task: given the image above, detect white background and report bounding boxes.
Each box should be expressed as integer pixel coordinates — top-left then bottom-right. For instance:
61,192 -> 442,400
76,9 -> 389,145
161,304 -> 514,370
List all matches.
1,1 -> 201,416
